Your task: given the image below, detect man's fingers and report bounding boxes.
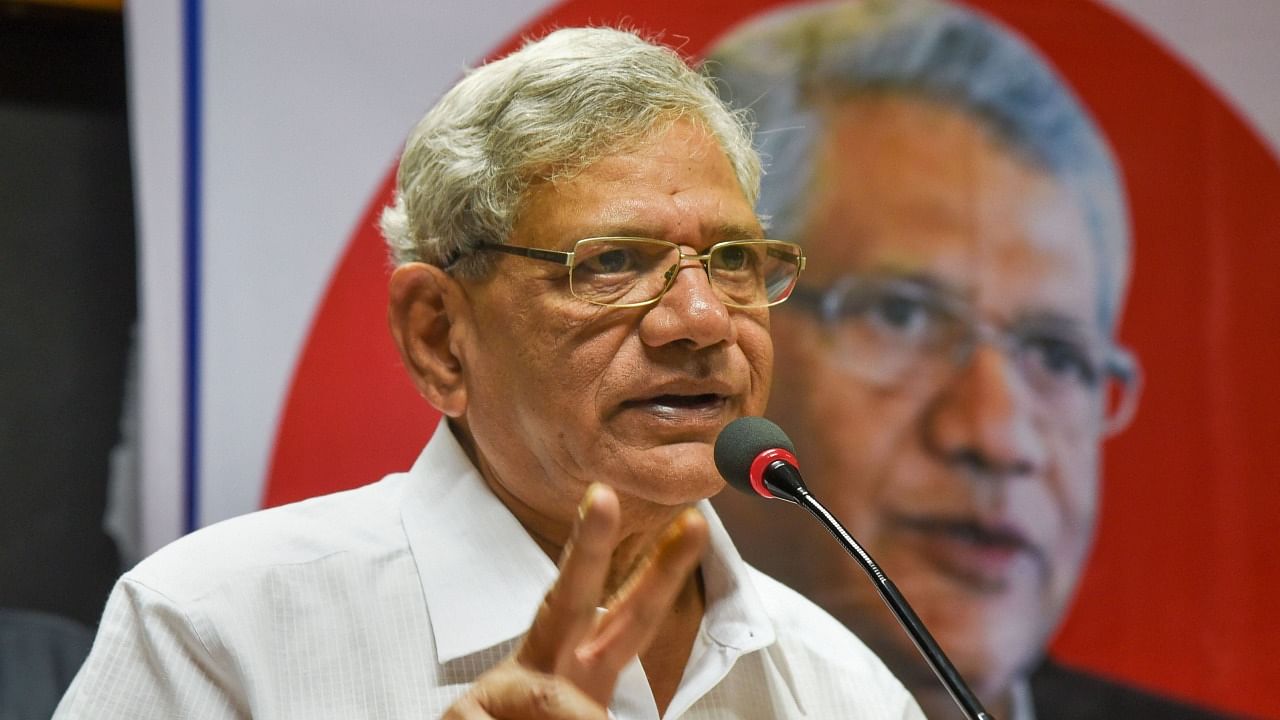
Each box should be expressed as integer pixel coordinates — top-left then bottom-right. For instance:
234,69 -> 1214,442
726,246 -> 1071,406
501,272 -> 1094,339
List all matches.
448,662 -> 608,720
441,694 -> 493,720
574,508 -> 709,688
517,484 -> 620,674
511,493 -> 709,710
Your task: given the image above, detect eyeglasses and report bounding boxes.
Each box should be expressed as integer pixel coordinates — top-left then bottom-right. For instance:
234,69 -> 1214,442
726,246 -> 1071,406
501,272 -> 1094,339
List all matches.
470,237 -> 806,309
788,276 -> 1141,434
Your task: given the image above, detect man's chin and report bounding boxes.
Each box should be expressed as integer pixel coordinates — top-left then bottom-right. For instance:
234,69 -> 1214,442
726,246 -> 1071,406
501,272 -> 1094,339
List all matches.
610,452 -> 724,507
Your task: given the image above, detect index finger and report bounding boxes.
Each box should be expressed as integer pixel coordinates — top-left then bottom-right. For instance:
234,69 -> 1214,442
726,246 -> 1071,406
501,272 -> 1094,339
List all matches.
517,483 -> 620,674
570,507 -> 709,690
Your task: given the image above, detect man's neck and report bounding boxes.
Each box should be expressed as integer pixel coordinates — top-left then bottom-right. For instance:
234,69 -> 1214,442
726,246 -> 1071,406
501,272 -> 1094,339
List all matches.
451,417 -> 689,580
640,569 -> 706,717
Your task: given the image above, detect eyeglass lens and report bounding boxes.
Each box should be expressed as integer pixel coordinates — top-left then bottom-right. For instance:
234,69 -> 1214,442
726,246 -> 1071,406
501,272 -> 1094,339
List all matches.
568,239 -> 801,308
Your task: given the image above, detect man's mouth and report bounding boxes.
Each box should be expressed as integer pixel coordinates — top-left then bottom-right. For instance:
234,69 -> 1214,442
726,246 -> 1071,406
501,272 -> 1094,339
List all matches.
648,393 -> 724,408
623,393 -> 728,417
895,515 -> 1044,591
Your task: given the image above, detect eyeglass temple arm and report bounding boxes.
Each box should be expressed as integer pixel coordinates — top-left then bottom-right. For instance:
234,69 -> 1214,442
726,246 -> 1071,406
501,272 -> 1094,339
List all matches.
478,242 -> 573,267
767,246 -> 806,270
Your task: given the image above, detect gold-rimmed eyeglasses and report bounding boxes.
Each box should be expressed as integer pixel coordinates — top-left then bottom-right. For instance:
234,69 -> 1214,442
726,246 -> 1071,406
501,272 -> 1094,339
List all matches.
468,237 -> 806,309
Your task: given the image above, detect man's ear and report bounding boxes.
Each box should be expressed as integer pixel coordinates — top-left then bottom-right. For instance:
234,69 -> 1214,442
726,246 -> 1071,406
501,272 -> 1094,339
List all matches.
388,262 -> 469,417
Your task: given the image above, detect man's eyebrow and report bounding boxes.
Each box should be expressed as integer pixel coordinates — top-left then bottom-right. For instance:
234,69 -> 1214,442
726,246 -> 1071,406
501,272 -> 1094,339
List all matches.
713,223 -> 766,241
851,271 -> 1100,336
857,268 -> 965,302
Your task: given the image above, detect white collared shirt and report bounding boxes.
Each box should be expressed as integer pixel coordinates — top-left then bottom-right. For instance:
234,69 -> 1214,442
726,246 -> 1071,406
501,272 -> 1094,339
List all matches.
56,422 -> 923,719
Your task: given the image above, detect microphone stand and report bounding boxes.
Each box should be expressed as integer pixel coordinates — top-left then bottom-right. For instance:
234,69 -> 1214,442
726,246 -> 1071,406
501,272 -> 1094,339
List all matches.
766,461 -> 994,720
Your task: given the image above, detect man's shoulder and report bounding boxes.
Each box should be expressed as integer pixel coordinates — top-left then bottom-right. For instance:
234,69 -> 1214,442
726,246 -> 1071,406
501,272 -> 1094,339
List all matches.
125,473 -> 412,604
1031,659 -> 1240,720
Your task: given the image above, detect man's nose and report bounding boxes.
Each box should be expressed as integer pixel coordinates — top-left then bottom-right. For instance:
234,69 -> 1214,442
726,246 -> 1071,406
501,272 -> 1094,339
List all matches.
921,342 -> 1046,481
638,258 -> 736,349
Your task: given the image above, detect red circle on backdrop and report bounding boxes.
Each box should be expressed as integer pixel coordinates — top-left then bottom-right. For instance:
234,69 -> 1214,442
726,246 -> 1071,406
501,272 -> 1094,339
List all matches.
264,1 -> 1280,716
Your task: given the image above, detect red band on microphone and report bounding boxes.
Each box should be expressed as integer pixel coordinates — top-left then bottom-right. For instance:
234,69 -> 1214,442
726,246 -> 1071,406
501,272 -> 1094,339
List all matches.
748,448 -> 799,499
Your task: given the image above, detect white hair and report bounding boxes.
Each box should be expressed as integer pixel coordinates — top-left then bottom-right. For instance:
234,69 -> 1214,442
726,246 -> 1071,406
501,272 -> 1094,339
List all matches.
381,27 -> 762,277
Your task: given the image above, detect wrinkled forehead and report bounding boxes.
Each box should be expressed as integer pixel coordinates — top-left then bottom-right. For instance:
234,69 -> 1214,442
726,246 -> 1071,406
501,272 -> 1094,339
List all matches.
798,97 -> 1111,325
511,119 -> 763,250
797,97 -> 1106,330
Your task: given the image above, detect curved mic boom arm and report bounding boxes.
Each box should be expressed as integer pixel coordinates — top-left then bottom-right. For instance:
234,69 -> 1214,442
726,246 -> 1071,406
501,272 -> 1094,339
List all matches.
760,459 -> 994,720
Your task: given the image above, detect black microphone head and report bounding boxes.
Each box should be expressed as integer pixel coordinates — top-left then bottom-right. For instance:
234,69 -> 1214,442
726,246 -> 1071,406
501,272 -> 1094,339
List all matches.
714,416 -> 797,496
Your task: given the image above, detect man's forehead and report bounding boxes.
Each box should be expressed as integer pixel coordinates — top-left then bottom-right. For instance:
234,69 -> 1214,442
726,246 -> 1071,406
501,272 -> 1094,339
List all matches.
538,198 -> 762,238
795,97 -> 1103,326
511,122 -> 762,248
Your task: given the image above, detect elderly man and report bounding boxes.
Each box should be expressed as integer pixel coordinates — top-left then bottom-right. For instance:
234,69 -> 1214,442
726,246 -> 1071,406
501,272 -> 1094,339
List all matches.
709,2 -> 1227,719
56,28 -> 923,719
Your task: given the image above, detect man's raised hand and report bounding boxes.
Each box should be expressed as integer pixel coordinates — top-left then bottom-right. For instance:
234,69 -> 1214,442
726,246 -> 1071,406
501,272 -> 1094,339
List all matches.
443,484 -> 709,719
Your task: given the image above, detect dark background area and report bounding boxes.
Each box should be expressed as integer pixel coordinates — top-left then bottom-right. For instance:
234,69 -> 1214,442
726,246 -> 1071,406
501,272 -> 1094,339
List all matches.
0,1 -> 132,632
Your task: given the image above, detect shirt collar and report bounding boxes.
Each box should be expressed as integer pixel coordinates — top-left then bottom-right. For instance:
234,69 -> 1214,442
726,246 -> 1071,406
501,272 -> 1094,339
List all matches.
697,506 -> 776,653
400,419 -> 784,677
400,421 -> 559,663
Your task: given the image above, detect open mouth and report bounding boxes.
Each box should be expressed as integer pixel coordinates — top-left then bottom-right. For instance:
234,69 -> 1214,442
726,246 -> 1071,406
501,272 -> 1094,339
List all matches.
620,393 -> 728,419
646,393 -> 723,409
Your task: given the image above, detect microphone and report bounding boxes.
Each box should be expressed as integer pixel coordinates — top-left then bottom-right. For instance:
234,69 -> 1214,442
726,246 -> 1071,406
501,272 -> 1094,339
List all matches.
715,417 -> 995,720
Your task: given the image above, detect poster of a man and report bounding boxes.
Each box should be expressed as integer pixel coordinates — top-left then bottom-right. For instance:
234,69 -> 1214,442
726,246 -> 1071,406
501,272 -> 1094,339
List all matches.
709,1 -> 1231,718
